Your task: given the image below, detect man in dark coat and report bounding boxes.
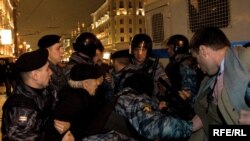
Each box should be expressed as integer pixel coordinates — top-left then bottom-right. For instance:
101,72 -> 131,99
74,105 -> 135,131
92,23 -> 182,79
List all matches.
49,63 -> 103,141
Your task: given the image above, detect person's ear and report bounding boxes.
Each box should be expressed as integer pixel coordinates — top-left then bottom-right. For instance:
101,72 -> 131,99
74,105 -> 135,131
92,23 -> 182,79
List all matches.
31,70 -> 39,81
82,80 -> 88,89
199,45 -> 209,57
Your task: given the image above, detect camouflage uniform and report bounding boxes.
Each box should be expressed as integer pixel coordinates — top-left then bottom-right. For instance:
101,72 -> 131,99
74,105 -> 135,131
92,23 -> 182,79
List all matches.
165,53 -> 200,106
114,87 -> 193,140
130,57 -> 169,100
82,130 -> 137,141
48,60 -> 68,99
1,80 -> 55,141
111,63 -> 137,94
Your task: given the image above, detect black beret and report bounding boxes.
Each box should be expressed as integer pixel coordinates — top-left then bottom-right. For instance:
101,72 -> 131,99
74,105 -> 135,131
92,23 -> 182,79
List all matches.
70,64 -> 102,81
111,49 -> 130,59
15,49 -> 49,72
38,34 -> 61,49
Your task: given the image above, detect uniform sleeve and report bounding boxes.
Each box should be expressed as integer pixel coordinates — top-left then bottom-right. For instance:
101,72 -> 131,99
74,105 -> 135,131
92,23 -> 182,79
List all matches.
116,94 -> 193,140
155,62 -> 168,81
153,62 -> 171,98
179,59 -> 198,104
50,67 -> 67,93
3,107 -> 40,140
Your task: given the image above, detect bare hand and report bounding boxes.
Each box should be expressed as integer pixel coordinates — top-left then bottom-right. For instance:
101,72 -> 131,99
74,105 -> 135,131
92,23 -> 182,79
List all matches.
178,89 -> 191,101
239,110 -> 250,125
54,119 -> 71,134
192,115 -> 203,132
62,130 -> 75,141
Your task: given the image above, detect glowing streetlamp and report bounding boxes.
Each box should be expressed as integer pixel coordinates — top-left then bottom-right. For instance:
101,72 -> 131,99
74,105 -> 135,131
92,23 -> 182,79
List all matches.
0,29 -> 12,45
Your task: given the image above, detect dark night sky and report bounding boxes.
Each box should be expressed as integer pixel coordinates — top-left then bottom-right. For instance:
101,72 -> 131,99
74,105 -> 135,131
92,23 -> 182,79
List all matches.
17,0 -> 105,49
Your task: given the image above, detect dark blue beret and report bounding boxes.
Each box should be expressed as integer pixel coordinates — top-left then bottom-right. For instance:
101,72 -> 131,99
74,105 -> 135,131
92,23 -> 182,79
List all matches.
38,34 -> 61,49
111,49 -> 130,59
15,49 -> 49,72
70,64 -> 102,81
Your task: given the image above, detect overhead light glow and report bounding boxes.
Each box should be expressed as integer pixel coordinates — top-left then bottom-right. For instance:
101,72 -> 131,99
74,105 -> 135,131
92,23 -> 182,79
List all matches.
1,29 -> 12,45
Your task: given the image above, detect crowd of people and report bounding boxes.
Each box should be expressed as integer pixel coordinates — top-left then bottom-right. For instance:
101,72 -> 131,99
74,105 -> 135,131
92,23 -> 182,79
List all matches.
1,26 -> 250,141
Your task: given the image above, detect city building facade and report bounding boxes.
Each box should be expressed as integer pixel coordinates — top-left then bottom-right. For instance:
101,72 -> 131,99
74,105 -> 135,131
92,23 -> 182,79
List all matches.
91,0 -> 146,52
0,0 -> 16,58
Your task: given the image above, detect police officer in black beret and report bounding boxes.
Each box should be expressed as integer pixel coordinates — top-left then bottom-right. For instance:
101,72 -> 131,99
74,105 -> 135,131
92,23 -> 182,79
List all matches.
1,49 -> 74,141
38,34 -> 67,99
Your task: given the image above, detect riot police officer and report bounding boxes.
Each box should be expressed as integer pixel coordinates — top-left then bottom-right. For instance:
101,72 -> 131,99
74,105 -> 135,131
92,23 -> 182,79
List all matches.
130,33 -> 169,100
65,32 -> 101,79
69,32 -> 100,65
165,34 -> 203,107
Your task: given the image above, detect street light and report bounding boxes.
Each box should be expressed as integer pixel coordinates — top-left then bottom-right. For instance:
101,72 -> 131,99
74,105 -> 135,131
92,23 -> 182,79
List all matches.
0,29 -> 12,45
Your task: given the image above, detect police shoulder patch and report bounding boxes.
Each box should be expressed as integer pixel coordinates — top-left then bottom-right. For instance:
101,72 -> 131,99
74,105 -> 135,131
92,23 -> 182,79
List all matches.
143,103 -> 152,113
18,116 -> 28,122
